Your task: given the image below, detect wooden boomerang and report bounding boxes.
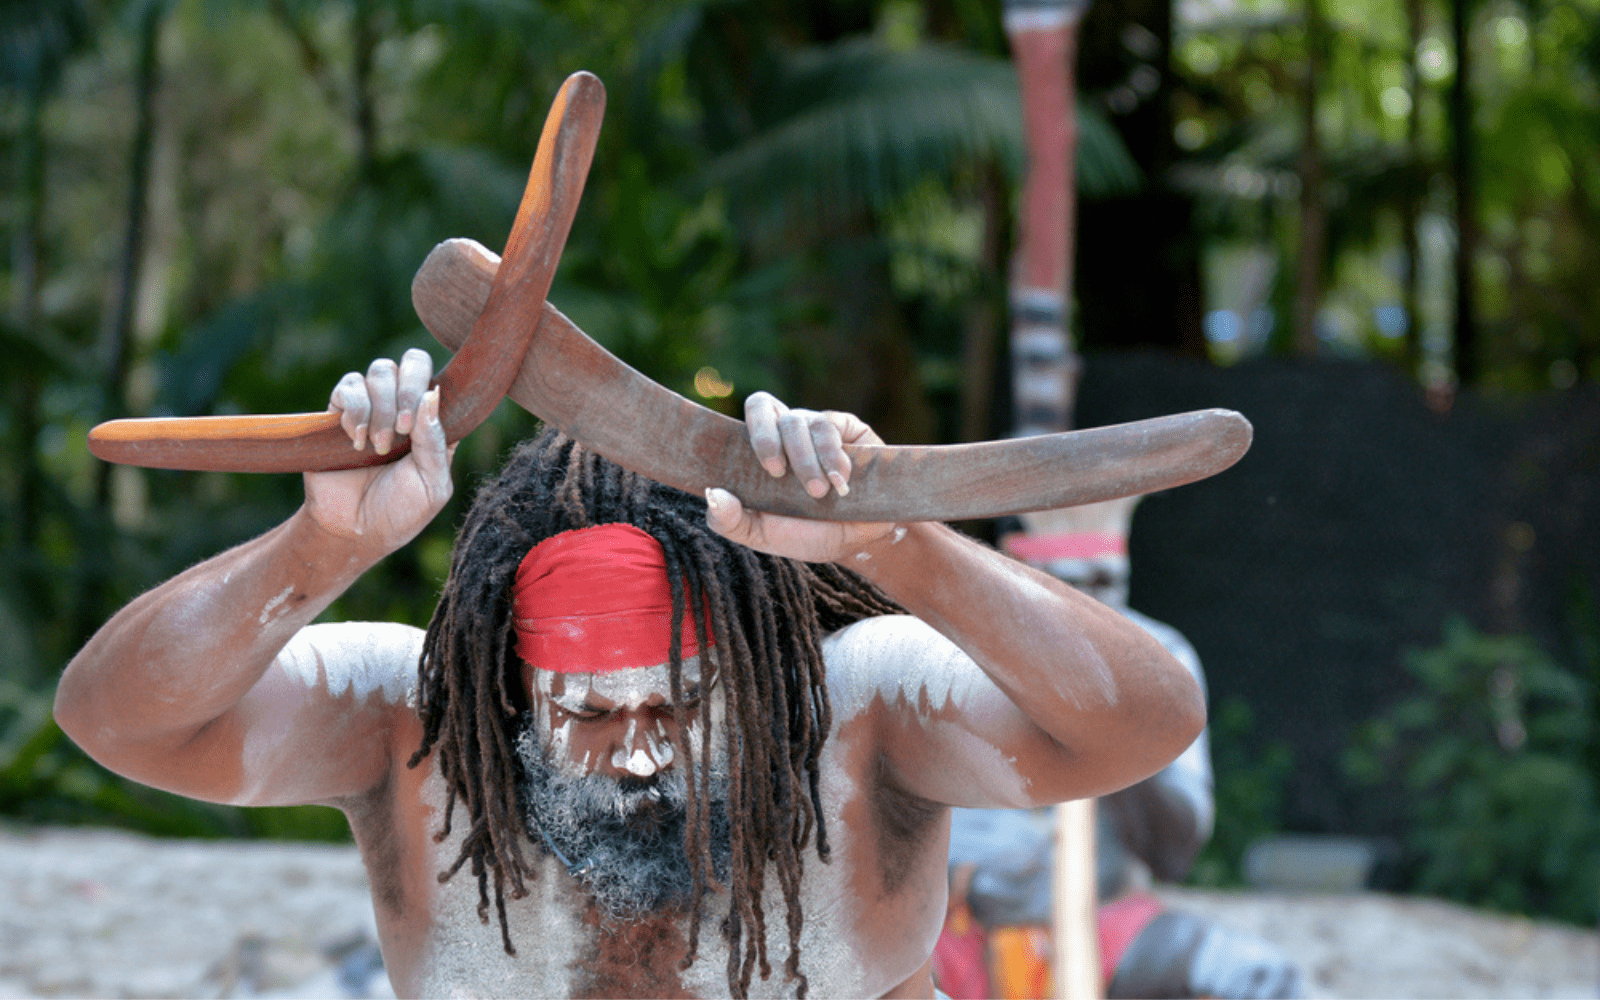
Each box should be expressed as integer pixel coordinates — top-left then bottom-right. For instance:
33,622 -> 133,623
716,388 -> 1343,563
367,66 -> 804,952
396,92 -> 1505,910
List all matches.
85,71 -> 606,474
410,238 -> 1254,522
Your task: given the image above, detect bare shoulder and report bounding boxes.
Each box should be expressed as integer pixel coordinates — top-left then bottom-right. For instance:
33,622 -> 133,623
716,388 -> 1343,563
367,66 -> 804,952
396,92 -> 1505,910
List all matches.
272,621 -> 425,707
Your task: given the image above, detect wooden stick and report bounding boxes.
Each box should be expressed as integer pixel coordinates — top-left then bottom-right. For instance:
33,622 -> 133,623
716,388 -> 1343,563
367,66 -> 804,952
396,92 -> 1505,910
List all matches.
1053,798 -> 1102,1000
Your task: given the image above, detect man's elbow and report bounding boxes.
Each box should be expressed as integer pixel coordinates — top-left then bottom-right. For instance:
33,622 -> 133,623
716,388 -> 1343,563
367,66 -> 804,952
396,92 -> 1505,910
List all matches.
1131,652 -> 1206,777
53,655 -> 142,768
54,666 -> 106,759
1161,661 -> 1207,757
1172,667 -> 1207,748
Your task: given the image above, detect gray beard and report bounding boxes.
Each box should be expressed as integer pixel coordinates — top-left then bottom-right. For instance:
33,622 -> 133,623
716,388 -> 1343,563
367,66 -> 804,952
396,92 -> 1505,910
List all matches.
514,718 -> 731,921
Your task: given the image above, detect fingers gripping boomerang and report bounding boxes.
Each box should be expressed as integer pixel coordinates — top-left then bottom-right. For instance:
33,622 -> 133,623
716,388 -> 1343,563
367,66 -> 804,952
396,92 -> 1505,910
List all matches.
86,73 -> 1253,520
86,71 -> 607,474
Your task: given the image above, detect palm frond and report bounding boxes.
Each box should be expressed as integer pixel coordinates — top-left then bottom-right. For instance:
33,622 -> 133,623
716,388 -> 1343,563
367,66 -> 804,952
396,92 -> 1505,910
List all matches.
700,39 -> 1139,238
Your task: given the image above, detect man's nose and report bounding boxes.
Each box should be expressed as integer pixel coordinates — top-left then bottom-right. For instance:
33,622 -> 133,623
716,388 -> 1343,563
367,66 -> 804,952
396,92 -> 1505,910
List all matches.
610,712 -> 675,777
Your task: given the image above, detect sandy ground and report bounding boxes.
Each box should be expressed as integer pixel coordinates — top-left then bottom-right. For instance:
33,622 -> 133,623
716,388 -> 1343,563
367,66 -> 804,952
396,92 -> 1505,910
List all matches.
0,825 -> 1595,999
1155,886 -> 1598,999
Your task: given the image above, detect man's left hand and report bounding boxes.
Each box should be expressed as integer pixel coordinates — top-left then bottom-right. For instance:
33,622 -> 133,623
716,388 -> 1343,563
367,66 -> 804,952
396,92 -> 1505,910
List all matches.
705,391 -> 897,563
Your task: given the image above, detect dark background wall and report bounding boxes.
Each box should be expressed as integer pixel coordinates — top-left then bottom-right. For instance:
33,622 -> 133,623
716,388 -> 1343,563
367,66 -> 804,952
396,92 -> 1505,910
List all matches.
1076,353 -> 1600,834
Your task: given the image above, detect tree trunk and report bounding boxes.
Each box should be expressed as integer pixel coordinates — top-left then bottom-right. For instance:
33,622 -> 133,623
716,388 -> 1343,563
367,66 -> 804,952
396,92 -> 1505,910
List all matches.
95,0 -> 164,463
1450,0 -> 1477,385
11,67 -> 49,628
960,158 -> 1011,443
1401,0 -> 1424,377
352,0 -> 379,182
80,0 -> 164,646
1294,0 -> 1327,356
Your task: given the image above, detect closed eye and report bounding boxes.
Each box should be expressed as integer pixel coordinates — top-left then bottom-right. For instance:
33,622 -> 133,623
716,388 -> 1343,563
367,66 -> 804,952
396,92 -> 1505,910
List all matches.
554,702 -> 610,721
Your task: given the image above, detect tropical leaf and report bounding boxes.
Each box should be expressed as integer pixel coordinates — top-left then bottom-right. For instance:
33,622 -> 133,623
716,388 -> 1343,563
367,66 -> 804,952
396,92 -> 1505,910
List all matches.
700,39 -> 1138,238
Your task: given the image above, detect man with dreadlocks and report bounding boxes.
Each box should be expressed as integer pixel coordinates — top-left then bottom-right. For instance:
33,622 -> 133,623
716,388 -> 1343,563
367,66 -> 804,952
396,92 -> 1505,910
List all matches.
57,348 -> 1205,999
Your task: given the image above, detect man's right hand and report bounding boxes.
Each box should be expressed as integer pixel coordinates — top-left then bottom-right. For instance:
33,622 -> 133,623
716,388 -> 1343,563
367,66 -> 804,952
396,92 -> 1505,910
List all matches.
305,347 -> 456,557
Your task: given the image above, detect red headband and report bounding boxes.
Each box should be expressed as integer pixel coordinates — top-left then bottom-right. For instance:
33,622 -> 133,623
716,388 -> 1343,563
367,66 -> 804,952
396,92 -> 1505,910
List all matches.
512,523 -> 708,674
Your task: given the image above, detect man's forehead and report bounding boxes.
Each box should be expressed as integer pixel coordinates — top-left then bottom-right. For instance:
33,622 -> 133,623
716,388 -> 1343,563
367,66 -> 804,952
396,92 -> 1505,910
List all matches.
533,654 -> 709,707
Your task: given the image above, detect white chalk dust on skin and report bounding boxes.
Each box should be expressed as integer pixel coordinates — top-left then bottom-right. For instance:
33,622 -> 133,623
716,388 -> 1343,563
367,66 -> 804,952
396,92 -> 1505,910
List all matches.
1,826 -> 1593,998
408,771 -> 584,999
275,623 -> 419,704
258,585 -> 296,625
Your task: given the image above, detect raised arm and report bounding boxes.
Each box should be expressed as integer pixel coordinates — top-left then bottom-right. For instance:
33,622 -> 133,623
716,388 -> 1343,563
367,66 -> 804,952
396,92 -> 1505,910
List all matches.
54,349 -> 453,807
705,394 -> 1205,808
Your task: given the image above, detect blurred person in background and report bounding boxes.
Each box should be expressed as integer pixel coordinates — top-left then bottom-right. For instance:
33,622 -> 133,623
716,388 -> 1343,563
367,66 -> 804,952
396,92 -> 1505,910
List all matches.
931,498 -> 1304,1000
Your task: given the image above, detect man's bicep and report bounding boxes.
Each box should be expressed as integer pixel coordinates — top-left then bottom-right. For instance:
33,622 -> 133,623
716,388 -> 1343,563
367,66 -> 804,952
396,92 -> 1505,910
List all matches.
825,616 -> 1068,809
161,622 -> 423,807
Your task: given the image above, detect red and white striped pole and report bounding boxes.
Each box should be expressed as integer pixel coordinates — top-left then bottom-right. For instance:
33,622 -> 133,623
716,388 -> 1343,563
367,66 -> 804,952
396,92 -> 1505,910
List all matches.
1006,0 -> 1088,438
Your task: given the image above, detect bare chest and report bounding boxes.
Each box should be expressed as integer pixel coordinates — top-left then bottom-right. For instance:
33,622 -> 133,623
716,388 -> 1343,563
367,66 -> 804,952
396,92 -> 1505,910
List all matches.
357,734 -> 948,998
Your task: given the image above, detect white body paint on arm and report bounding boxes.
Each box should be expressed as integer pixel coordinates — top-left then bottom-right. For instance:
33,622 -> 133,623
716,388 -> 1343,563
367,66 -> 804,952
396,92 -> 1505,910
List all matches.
824,616 -> 989,721
258,585 -> 297,625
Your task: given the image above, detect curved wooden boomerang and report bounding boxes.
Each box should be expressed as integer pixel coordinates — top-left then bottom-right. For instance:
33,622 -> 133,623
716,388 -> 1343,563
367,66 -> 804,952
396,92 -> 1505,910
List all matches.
410,238 -> 1254,522
86,71 -> 607,474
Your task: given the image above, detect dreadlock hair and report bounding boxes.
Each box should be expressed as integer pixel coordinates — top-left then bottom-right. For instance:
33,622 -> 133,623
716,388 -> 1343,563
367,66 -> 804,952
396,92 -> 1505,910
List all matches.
407,428 -> 902,998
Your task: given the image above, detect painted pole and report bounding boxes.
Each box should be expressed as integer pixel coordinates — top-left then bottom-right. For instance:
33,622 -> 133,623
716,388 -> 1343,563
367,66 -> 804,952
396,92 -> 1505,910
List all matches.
1003,2 -> 1102,999
1005,0 -> 1087,438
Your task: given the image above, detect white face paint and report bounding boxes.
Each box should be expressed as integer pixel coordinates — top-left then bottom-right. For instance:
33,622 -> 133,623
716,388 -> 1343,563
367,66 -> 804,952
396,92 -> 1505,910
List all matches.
528,654 -> 723,779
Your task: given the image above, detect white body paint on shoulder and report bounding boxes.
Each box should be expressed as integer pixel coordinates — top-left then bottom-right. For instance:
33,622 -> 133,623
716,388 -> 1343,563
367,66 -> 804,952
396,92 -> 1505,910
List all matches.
275,622 -> 421,704
822,616 -> 1033,807
822,615 -> 990,721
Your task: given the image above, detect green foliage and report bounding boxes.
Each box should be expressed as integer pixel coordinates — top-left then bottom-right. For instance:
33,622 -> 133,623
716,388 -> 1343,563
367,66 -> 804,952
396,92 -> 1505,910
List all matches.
1344,617 -> 1600,924
1187,697 -> 1296,887
1172,0 -> 1600,385
0,0 -> 94,89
